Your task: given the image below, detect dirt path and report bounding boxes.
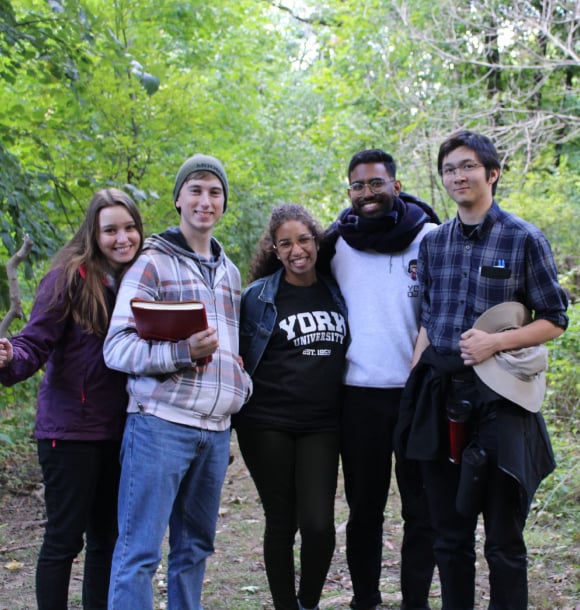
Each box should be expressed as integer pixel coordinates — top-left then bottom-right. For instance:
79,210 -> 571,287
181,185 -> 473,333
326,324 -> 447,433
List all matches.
0,438 -> 577,609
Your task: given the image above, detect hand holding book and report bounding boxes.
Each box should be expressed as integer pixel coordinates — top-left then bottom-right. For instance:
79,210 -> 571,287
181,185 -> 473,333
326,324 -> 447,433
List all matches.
188,327 -> 218,367
130,298 -> 216,366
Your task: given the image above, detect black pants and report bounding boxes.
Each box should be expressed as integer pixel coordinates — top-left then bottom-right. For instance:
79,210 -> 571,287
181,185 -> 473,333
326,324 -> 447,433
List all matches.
341,386 -> 435,610
236,428 -> 339,610
36,439 -> 121,610
421,414 -> 529,610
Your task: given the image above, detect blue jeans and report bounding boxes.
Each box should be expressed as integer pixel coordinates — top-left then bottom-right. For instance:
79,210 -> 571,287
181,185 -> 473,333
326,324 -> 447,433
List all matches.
108,413 -> 231,610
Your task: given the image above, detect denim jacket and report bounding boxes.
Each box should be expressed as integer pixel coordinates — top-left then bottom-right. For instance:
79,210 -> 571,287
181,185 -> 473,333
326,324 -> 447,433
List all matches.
239,268 -> 348,376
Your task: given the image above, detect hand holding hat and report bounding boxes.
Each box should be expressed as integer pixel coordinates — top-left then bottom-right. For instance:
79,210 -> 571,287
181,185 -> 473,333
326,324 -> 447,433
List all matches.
468,302 -> 548,413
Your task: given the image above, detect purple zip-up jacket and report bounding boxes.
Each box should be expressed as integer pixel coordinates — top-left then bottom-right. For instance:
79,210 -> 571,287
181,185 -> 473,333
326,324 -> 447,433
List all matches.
0,268 -> 128,441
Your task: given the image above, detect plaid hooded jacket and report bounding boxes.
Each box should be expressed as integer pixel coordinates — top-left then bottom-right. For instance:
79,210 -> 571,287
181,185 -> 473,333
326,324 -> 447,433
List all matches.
104,229 -> 252,432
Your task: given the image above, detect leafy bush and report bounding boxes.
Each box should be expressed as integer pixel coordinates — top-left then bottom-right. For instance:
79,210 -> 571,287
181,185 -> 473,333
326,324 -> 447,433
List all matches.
544,303 -> 580,430
533,304 -> 580,529
0,377 -> 38,464
501,155 -> 580,272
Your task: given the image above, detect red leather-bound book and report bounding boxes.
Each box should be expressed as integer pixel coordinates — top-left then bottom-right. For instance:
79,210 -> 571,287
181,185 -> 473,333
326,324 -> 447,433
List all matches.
130,298 -> 212,365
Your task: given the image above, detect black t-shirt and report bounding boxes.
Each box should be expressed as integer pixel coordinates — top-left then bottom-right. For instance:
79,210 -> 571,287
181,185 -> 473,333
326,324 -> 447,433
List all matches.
236,279 -> 347,432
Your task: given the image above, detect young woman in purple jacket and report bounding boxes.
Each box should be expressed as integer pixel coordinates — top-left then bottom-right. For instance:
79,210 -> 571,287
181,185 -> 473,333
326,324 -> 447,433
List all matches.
0,188 -> 143,610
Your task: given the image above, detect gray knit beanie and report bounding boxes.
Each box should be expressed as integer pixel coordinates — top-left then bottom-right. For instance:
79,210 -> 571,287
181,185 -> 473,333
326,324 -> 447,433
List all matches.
173,154 -> 229,212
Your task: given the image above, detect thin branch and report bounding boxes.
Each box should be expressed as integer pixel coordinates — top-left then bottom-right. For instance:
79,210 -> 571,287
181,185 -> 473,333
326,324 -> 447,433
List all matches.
0,236 -> 34,337
0,540 -> 42,554
264,0 -> 335,26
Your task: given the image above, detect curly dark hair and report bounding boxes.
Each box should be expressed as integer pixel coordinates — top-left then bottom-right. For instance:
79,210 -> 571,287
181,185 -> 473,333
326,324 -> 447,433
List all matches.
247,203 -> 323,283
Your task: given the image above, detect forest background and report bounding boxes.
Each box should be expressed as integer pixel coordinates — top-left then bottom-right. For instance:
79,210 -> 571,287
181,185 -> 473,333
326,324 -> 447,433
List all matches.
0,0 -> 578,607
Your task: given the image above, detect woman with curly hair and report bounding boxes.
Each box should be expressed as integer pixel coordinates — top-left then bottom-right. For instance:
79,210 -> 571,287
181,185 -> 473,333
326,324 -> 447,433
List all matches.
234,203 -> 348,610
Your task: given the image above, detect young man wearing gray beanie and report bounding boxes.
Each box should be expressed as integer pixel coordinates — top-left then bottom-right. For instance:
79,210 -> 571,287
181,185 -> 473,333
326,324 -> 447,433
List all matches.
104,154 -> 252,610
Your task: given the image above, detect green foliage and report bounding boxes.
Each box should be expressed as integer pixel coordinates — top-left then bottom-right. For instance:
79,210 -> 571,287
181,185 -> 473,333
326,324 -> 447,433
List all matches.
530,428 -> 579,536
500,153 -> 580,269
537,303 -> 579,543
0,0 -> 578,297
544,304 -> 580,430
0,145 -> 61,263
0,0 -> 94,260
0,3 -> 577,565
0,377 -> 38,464
1,0 -> 578,271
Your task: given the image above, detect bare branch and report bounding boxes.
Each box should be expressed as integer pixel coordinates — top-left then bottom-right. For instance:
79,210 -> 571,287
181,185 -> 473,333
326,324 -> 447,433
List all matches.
0,236 -> 34,337
395,0 -> 579,69
385,0 -> 580,163
265,0 -> 332,26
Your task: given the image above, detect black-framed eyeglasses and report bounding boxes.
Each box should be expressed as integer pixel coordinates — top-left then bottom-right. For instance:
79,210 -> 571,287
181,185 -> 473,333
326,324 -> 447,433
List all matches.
274,234 -> 316,253
348,178 -> 394,194
441,163 -> 484,177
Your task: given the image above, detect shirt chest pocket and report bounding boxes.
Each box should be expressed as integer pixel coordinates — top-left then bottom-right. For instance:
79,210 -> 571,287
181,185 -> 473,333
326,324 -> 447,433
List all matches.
473,271 -> 519,316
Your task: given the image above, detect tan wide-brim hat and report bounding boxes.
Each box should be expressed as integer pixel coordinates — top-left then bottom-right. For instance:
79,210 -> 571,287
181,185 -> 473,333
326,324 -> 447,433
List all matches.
472,302 -> 548,413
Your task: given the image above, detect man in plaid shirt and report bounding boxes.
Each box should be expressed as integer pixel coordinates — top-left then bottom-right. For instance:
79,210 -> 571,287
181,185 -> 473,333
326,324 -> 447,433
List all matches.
406,130 -> 568,609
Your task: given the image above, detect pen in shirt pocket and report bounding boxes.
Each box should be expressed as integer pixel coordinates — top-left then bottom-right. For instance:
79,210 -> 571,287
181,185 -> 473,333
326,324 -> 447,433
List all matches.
479,260 -> 511,279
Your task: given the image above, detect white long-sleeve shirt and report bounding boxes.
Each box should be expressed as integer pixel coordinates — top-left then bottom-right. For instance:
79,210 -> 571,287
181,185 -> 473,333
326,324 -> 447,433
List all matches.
331,223 -> 437,388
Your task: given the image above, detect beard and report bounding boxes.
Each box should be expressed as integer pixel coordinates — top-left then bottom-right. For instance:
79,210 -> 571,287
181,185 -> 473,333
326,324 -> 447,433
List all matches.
353,192 -> 395,218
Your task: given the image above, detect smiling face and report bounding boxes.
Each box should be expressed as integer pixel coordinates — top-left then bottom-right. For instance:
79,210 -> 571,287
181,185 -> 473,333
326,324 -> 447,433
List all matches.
347,162 -> 402,219
97,205 -> 141,269
274,220 -> 318,286
176,174 -> 225,238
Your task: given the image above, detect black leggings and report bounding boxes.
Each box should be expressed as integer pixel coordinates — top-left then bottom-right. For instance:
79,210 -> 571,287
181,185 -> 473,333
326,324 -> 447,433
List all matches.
235,428 -> 339,610
36,439 -> 120,610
